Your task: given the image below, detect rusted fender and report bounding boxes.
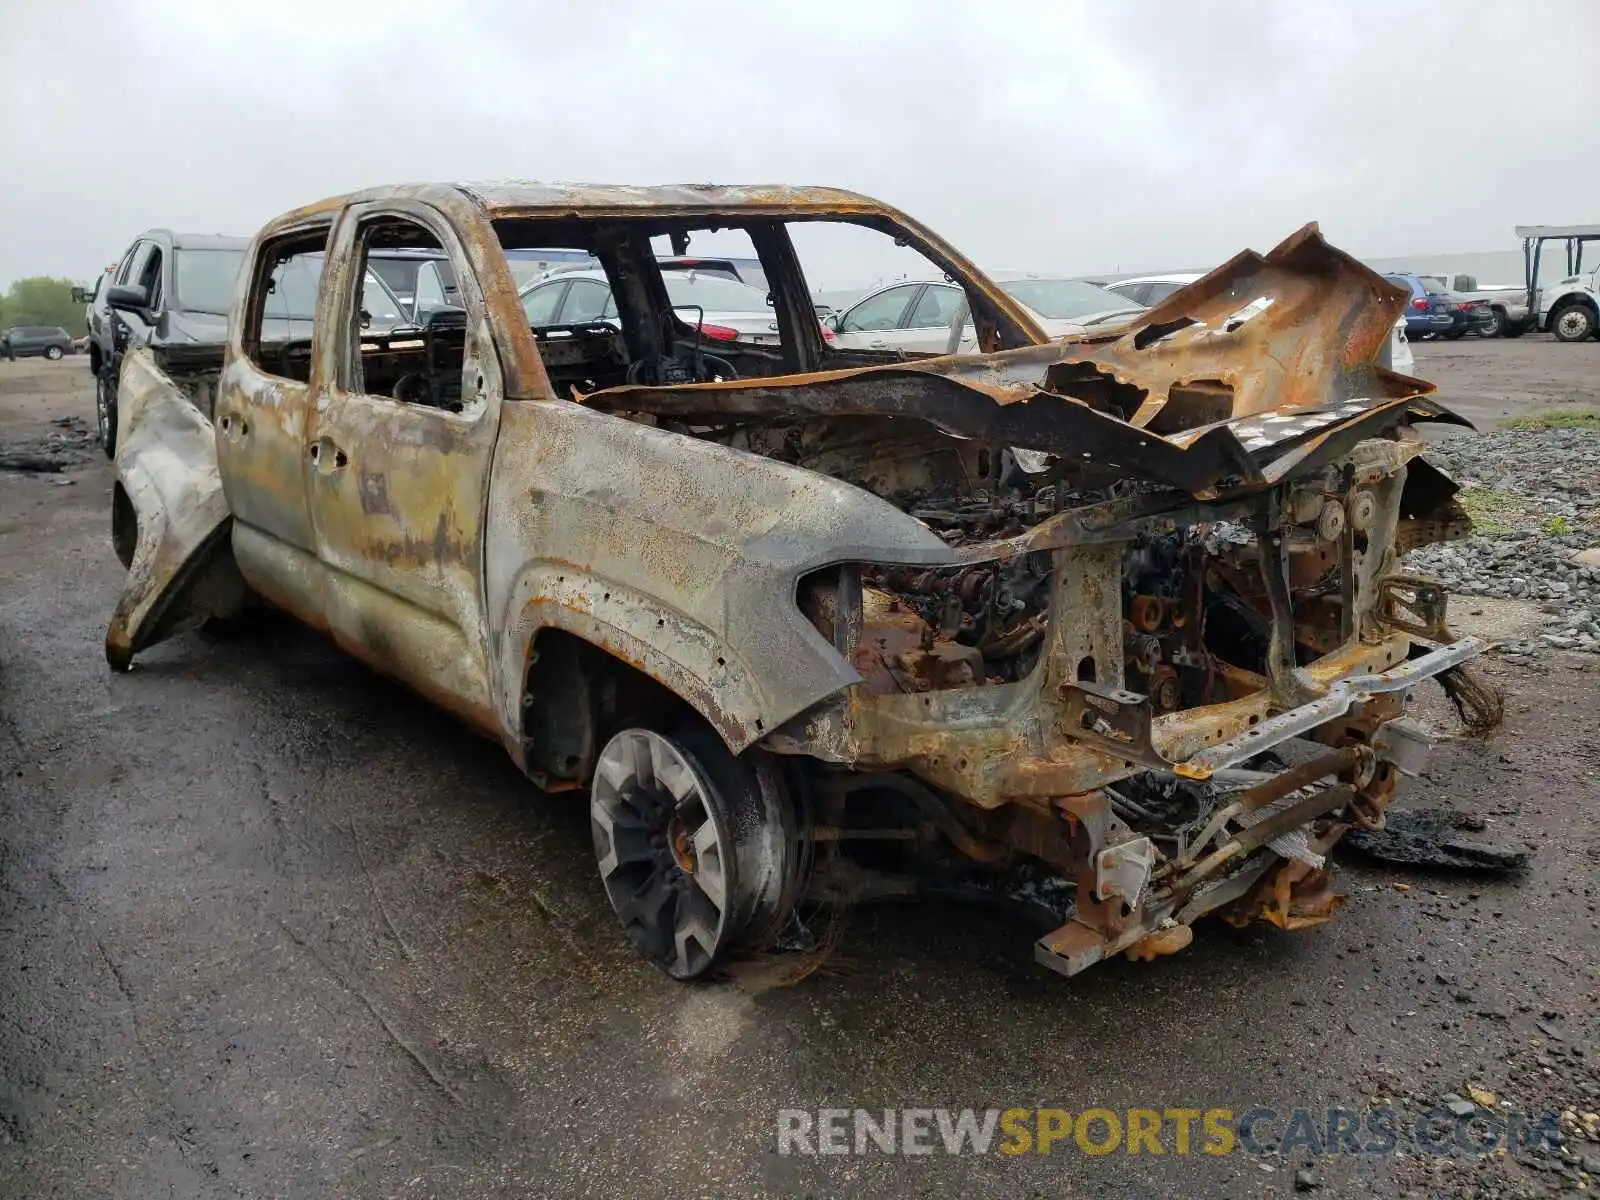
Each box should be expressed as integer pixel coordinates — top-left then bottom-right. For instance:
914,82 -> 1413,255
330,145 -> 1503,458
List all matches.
105,348 -> 246,670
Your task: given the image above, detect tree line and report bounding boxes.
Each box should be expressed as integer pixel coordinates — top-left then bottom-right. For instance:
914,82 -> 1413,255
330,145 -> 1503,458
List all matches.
0,278 -> 90,333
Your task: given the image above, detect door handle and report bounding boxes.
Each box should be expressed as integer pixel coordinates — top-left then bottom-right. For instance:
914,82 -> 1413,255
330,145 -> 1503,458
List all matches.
309,439 -> 349,472
869,339 -> 889,349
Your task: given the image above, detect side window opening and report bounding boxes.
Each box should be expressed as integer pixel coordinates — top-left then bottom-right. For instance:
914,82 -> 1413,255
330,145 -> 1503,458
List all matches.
647,229 -> 781,350
247,227 -> 331,383
495,227 -> 628,399
492,214 -> 982,393
351,216 -> 468,413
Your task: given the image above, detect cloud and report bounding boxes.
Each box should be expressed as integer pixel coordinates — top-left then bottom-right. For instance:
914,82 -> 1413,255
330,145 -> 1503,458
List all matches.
2,0 -> 1596,289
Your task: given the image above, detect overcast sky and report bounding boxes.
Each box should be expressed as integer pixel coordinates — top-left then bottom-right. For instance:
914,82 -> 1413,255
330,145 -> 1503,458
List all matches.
2,0 -> 1596,292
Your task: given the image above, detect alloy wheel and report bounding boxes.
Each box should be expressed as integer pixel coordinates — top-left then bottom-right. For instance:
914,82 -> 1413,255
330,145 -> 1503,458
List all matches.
591,728 -> 742,979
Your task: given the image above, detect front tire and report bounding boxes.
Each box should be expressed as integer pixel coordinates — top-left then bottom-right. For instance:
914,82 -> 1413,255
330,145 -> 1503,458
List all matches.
96,372 -> 117,458
1553,305 -> 1597,342
44,345 -> 63,361
1480,308 -> 1505,338
590,725 -> 797,980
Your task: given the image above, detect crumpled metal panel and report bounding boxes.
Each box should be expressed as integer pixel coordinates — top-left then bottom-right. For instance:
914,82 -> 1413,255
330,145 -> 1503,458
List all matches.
1081,223 -> 1413,418
583,224 -> 1469,498
484,400 -> 963,752
105,348 -> 244,670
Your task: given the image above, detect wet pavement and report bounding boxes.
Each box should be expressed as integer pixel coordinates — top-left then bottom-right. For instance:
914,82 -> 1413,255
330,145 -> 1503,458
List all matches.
1,351 -> 1597,1198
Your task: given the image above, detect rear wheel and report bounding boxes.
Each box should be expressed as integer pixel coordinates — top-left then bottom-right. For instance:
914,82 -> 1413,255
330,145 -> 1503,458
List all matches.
590,725 -> 797,980
1553,305 -> 1597,342
1480,308 -> 1505,338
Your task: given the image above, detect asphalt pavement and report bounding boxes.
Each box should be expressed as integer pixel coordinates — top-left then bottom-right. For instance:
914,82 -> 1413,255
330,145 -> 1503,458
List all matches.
1,346 -> 1596,1199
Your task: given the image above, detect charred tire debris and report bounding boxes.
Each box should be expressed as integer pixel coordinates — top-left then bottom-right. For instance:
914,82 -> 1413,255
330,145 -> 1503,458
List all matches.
102,183 -> 1496,983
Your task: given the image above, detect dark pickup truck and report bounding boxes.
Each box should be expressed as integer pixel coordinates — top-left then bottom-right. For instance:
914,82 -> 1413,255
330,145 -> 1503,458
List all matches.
87,231 -> 250,454
87,230 -> 418,454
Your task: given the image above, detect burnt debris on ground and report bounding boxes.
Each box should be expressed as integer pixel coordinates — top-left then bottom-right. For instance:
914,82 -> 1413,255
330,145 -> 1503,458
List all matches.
1335,807 -> 1531,873
0,415 -> 98,474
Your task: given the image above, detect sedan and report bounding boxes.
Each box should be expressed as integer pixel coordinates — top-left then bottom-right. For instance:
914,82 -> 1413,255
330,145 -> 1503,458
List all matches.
831,278 -> 1143,355
1383,273 -> 1488,341
945,277 -> 1147,353
1102,273 -> 1202,307
519,268 -> 787,346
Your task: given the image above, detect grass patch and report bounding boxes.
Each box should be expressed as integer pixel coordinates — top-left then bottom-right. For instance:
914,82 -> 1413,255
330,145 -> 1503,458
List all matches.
1457,488 -> 1526,534
1501,407 -> 1600,431
1544,515 -> 1575,536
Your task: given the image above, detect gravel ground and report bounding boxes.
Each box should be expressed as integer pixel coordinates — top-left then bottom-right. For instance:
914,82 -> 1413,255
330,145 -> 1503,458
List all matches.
1404,427 -> 1600,657
2,343 -> 1598,1199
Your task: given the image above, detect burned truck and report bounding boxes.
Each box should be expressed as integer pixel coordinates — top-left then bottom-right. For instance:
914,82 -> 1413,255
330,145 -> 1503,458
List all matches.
107,183 -> 1490,981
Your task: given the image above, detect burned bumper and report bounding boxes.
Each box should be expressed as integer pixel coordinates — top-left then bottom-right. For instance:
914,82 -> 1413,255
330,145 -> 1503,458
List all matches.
1036,636 -> 1485,977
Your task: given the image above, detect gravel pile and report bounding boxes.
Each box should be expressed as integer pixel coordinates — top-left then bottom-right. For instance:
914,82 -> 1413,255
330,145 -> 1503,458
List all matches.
1402,427 -> 1600,655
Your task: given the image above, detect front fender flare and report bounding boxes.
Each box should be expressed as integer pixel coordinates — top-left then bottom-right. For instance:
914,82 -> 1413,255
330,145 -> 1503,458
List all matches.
496,566 -> 855,754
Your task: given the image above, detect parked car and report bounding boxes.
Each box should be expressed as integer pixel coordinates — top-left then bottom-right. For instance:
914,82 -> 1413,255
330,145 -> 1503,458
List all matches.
363,246 -> 457,320
1102,273 -> 1202,307
658,255 -> 770,293
2,326 -> 75,359
1381,273 -> 1466,341
518,266 -> 791,346
828,276 -> 1139,354
826,279 -> 972,353
107,183 -> 1484,985
89,229 -> 416,455
1424,272 -> 1530,338
940,277 -> 1146,354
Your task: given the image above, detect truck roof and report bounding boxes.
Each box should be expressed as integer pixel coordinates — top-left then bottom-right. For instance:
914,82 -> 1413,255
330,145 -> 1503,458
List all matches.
277,182 -> 891,225
457,182 -> 879,215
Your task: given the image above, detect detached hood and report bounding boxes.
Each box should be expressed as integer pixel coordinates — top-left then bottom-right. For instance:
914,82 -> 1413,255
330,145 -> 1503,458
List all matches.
585,224 -> 1470,498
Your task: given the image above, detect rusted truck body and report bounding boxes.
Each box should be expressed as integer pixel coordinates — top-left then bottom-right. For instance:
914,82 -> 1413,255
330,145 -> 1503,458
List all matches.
107,183 -> 1488,981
